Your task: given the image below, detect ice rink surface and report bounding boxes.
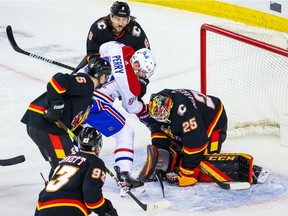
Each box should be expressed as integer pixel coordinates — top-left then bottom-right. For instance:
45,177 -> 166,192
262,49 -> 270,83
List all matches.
0,1 -> 287,215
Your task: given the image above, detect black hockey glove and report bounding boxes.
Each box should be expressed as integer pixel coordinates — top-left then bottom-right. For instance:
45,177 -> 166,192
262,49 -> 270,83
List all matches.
44,100 -> 64,123
138,77 -> 149,101
105,199 -> 118,216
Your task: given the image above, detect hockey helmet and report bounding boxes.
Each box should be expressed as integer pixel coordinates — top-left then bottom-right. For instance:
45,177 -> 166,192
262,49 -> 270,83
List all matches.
110,1 -> 130,17
131,48 -> 156,79
148,93 -> 173,122
78,127 -> 103,152
87,57 -> 112,79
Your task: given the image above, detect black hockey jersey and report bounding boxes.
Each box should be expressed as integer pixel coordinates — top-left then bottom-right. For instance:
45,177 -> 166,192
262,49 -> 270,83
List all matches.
35,151 -> 109,216
150,89 -> 227,169
86,16 -> 150,55
21,72 -> 94,134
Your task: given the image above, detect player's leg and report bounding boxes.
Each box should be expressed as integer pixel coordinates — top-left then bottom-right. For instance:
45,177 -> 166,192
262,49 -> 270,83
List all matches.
27,126 -> 74,179
206,108 -> 228,154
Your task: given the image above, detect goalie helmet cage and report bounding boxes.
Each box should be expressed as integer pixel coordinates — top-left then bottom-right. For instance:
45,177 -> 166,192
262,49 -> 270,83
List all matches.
200,23 -> 288,138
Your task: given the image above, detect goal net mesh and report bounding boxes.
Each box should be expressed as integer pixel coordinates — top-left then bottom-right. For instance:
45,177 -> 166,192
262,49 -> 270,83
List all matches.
200,23 -> 288,137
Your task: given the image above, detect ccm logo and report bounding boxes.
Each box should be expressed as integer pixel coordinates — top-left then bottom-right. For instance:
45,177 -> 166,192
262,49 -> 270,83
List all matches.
53,104 -> 64,109
207,156 -> 236,161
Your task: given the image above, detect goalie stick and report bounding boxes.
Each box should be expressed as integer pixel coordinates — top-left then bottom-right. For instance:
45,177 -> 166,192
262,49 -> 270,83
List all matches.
57,120 -> 171,211
199,161 -> 251,190
0,155 -> 25,166
6,25 -> 76,71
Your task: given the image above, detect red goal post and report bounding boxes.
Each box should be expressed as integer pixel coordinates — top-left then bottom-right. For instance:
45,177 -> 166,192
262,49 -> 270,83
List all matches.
200,23 -> 288,138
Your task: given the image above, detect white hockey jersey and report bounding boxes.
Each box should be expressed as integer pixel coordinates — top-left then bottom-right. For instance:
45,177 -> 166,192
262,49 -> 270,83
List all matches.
97,41 -> 145,114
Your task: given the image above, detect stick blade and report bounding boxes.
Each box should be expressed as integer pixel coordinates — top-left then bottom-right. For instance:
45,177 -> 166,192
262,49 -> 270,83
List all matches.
146,200 -> 171,211
6,25 -> 17,48
0,155 -> 26,166
226,182 -> 251,190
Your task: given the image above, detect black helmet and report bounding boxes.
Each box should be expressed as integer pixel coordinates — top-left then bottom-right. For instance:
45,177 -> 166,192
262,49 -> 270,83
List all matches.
88,57 -> 112,79
78,127 -> 103,152
110,1 -> 130,17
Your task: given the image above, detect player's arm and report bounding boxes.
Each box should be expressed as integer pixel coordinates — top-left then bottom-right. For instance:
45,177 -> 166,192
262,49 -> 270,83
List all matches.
86,21 -> 103,55
44,73 -> 70,123
83,159 -> 117,216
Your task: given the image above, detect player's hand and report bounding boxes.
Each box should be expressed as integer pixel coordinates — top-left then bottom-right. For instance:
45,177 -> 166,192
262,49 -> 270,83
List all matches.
138,77 -> 149,100
44,100 -> 64,123
136,104 -> 151,128
105,199 -> 118,216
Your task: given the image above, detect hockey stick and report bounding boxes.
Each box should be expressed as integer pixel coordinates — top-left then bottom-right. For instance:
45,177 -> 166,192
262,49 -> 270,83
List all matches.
6,25 -> 76,71
56,120 -> 171,211
57,120 -> 78,141
106,166 -> 171,211
199,161 -> 251,190
0,155 -> 25,166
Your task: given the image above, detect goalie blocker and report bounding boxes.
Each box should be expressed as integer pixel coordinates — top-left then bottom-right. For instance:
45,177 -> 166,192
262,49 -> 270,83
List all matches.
137,145 -> 269,185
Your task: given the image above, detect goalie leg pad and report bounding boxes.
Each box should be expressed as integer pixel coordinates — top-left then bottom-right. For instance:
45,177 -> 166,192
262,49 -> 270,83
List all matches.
156,149 -> 170,171
200,153 -> 254,183
137,145 -> 171,182
137,145 -> 158,182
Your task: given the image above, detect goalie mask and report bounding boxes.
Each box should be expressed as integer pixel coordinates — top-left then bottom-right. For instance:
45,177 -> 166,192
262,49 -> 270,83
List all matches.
131,48 -> 156,79
149,93 -> 173,123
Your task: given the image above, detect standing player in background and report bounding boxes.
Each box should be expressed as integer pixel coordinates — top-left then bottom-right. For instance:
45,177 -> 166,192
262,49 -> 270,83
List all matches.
21,58 -> 111,177
83,41 -> 156,191
75,1 -> 150,72
35,127 -> 118,216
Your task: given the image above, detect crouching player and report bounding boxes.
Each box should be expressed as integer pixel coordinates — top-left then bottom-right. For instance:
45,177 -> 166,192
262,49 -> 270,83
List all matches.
35,127 -> 118,216
138,89 -> 269,186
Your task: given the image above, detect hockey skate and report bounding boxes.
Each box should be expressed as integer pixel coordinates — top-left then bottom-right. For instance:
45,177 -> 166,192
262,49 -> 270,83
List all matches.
117,171 -> 144,189
114,166 -> 144,197
252,165 -> 270,184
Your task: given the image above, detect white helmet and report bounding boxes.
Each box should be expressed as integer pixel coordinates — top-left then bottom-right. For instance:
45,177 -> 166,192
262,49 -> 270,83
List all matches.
131,48 -> 156,79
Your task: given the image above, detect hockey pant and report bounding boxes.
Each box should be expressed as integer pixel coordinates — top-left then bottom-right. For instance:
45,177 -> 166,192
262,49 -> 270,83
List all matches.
27,126 -> 74,170
205,108 -> 227,154
84,100 -> 136,174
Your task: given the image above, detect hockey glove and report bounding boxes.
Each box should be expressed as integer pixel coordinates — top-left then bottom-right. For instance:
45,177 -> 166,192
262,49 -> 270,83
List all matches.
105,199 -> 118,216
44,100 -> 64,123
138,77 -> 149,100
136,104 -> 151,128
177,165 -> 200,187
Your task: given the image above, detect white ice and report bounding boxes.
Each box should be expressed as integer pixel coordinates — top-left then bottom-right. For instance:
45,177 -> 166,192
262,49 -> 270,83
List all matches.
0,1 -> 288,216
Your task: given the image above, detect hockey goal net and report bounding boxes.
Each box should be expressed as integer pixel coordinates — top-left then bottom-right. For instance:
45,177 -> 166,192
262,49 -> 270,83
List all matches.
200,23 -> 288,138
